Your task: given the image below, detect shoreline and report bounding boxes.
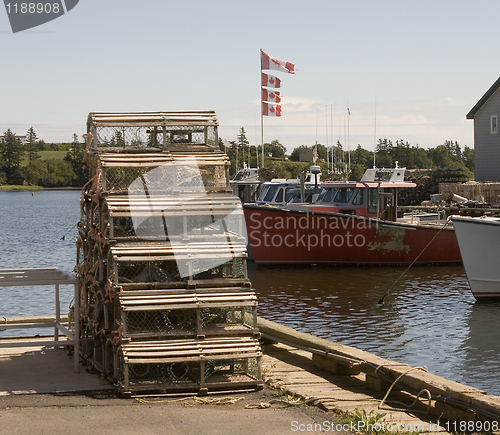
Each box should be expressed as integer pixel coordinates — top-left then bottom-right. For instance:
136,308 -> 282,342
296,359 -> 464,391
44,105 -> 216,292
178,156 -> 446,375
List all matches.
0,185 -> 81,191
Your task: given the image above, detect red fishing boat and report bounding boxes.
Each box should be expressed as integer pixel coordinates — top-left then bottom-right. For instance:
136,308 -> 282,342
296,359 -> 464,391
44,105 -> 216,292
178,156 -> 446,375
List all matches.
243,168 -> 462,265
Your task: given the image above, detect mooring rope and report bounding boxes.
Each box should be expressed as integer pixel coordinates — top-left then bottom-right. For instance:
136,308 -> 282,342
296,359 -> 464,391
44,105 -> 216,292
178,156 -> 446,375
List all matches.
377,365 -> 432,414
377,216 -> 453,304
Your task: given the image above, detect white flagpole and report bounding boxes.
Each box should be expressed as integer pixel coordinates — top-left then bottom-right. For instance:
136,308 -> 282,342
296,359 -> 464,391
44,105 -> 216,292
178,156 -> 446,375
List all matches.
260,48 -> 264,169
373,95 -> 377,169
347,104 -> 351,174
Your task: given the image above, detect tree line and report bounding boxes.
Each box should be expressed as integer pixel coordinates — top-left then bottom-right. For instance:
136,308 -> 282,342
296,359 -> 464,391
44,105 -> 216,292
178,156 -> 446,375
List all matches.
225,128 -> 475,181
0,128 -> 88,187
0,126 -> 475,187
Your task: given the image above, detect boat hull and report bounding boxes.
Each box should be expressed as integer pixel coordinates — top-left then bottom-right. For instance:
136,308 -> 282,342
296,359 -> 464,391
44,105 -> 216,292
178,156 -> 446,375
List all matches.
452,216 -> 500,300
244,205 -> 461,265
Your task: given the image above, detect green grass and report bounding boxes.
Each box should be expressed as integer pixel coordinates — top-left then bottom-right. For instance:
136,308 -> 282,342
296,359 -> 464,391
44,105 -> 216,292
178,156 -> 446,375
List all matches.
40,150 -> 68,160
21,150 -> 68,165
0,185 -> 44,191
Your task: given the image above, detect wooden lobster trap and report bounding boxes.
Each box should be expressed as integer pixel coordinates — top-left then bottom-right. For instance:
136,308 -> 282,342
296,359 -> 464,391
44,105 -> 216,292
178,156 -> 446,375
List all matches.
75,112 -> 262,395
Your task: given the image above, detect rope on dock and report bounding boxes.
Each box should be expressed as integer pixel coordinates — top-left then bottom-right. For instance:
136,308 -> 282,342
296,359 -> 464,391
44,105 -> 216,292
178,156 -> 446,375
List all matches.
377,366 -> 431,413
135,396 -> 244,406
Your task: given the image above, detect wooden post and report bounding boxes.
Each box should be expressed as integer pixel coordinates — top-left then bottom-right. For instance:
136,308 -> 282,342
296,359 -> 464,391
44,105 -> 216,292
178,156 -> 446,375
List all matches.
54,284 -> 60,347
74,280 -> 80,373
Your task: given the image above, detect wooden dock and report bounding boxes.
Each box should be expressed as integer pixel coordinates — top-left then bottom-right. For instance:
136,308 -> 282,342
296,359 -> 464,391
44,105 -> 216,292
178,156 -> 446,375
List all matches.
263,343 -> 449,434
259,317 -> 500,435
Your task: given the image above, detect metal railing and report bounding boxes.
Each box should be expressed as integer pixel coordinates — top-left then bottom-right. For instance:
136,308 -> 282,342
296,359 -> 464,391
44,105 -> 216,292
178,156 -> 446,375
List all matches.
0,268 -> 79,373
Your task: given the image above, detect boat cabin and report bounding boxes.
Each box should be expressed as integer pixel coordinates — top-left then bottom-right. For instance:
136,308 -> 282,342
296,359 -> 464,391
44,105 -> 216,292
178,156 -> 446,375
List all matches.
304,183 -> 387,217
286,167 -> 416,220
308,168 -> 415,219
230,167 -> 261,203
256,180 -> 316,206
254,167 -> 321,206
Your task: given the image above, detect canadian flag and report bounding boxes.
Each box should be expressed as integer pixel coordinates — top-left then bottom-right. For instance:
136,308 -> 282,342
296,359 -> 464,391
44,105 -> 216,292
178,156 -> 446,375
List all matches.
261,50 -> 295,74
262,102 -> 282,117
262,88 -> 281,103
261,73 -> 281,89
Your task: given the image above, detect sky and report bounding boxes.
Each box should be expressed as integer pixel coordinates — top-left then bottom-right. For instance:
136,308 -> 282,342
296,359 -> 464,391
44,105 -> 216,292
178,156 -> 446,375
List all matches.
1,0 -> 500,154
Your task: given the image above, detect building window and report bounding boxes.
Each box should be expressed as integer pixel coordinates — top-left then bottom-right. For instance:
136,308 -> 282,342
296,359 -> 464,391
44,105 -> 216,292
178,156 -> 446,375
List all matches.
491,115 -> 497,134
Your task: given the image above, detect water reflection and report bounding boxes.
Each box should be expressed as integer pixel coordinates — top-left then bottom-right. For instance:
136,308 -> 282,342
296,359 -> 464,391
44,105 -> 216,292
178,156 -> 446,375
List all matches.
250,263 -> 499,395
460,301 -> 500,390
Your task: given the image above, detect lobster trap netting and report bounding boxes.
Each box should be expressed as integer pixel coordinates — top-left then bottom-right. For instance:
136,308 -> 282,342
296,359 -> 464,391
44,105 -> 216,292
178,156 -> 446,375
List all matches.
95,161 -> 228,193
190,258 -> 246,280
118,358 -> 260,387
109,206 -> 244,241
114,257 -> 246,283
94,125 -> 217,148
119,306 -> 256,338
123,309 -> 198,337
200,307 -> 255,331
116,260 -> 182,284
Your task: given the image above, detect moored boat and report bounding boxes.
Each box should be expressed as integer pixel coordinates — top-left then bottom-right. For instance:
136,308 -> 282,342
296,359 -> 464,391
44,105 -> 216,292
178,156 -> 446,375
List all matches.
244,205 -> 461,265
243,167 -> 461,265
452,216 -> 500,300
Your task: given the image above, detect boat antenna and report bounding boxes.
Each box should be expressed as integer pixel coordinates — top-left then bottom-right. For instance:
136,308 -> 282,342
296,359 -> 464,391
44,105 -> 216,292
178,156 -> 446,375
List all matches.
254,111 -> 259,168
316,108 -> 319,144
330,103 -> 334,174
373,95 -> 377,169
377,216 -> 452,305
325,105 -> 329,149
347,104 -> 351,175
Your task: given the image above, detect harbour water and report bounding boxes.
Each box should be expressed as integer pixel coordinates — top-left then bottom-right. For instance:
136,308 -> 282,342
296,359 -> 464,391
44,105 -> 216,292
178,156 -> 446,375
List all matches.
1,190 -> 499,396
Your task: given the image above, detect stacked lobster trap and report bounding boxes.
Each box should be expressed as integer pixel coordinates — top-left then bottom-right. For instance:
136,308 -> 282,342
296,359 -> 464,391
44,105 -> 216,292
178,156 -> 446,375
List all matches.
75,112 -> 262,395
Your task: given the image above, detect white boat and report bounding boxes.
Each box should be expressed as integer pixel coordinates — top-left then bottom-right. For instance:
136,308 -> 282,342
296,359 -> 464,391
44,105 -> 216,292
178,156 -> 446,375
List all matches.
452,216 -> 500,300
230,167 -> 261,203
230,165 -> 321,204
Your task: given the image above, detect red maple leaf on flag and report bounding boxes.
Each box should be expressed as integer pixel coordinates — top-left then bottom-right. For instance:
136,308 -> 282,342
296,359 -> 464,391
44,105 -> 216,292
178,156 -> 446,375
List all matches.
269,77 -> 275,84
261,50 -> 295,74
270,106 -> 276,114
269,93 -> 276,99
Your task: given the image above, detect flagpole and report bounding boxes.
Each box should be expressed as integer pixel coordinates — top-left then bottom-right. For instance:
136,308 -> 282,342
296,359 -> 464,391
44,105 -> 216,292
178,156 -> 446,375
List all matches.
260,48 -> 264,169
260,48 -> 294,169
373,95 -> 377,169
261,113 -> 264,168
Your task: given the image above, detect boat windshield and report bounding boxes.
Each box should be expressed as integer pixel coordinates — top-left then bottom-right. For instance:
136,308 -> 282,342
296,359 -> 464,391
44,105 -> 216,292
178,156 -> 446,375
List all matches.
275,188 -> 284,203
257,186 -> 277,202
368,188 -> 378,213
233,170 -> 252,181
258,185 -> 301,204
317,187 -> 338,204
333,187 -> 356,203
287,188 -> 322,204
352,189 -> 363,205
284,188 -> 295,202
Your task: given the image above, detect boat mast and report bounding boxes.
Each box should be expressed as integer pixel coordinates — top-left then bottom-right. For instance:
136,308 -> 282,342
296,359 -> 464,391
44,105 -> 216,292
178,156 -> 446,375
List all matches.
347,103 -> 351,176
373,95 -> 377,169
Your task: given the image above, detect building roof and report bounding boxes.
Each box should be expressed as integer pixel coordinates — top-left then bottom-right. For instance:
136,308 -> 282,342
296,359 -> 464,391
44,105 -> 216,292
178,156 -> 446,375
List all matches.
467,76 -> 500,119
